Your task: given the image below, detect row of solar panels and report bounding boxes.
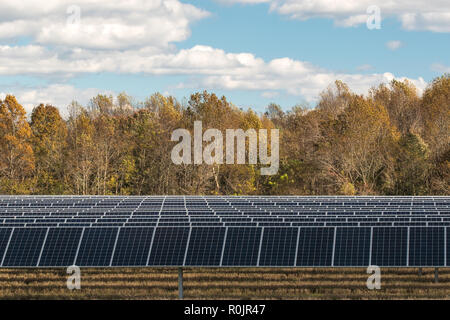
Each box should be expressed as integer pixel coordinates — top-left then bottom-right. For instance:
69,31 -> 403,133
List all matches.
0,196 -> 447,200
2,213 -> 450,222
1,207 -> 448,211
0,209 -> 450,217
0,199 -> 447,206
0,208 -> 450,216
1,203 -> 448,207
0,201 -> 447,207
0,226 -> 447,267
1,206 -> 448,211
4,215 -> 450,221
3,218 -> 450,227
2,211 -> 450,216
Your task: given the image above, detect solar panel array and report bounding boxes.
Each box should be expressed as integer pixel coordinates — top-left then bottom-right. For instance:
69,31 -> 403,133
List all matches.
0,196 -> 448,267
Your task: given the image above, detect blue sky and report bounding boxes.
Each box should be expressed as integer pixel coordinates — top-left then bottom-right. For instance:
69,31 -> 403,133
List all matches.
0,0 -> 449,116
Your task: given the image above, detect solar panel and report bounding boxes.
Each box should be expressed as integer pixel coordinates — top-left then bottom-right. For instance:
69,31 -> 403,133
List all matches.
147,227 -> 190,266
409,227 -> 445,266
333,227 -> 371,266
0,196 -> 448,267
185,227 -> 226,266
2,228 -> 47,267
222,227 -> 262,266
75,228 -> 118,266
371,227 -> 408,266
259,227 -> 298,266
296,227 -> 334,266
111,227 -> 154,266
39,228 -> 83,266
0,228 -> 13,265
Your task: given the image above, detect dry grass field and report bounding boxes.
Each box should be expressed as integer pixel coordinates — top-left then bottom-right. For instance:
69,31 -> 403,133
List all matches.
0,267 -> 449,300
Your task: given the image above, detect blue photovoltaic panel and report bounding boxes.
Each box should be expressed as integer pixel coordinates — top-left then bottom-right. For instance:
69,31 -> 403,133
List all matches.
185,227 -> 226,266
0,228 -> 13,265
111,227 -> 154,266
2,228 -> 47,267
259,227 -> 298,266
447,227 -> 450,267
39,228 -> 83,266
409,227 -> 445,266
76,228 -> 118,266
0,196 -> 449,268
222,227 -> 262,266
296,227 -> 334,266
371,227 -> 407,266
334,227 -> 371,266
147,227 -> 190,266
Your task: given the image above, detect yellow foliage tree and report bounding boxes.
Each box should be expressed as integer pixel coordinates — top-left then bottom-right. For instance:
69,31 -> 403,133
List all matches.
0,95 -> 35,192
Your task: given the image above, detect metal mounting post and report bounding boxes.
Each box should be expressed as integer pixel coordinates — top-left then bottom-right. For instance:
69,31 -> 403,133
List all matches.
178,267 -> 184,299
418,268 -> 422,276
434,268 -> 438,283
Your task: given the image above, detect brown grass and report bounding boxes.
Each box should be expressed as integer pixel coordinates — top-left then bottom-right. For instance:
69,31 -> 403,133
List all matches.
0,267 -> 449,300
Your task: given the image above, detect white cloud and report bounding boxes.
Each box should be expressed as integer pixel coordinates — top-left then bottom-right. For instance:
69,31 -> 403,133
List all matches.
217,0 -> 269,3
3,84 -> 113,118
1,43 -> 428,103
356,64 -> 374,71
386,40 -> 403,51
431,63 -> 450,73
194,70 -> 427,102
0,0 -> 433,110
0,0 -> 209,50
223,0 -> 450,32
261,91 -> 279,99
400,12 -> 450,32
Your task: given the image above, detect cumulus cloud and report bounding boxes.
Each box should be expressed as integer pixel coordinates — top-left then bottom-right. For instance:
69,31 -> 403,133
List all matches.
217,0 -> 270,3
221,0 -> 450,32
2,84 -> 114,117
356,64 -> 374,71
386,40 -> 403,51
0,46 -> 426,101
192,68 -> 427,102
1,44 -> 427,102
0,0 -> 432,110
261,91 -> 280,99
431,63 -> 450,73
0,0 -> 209,50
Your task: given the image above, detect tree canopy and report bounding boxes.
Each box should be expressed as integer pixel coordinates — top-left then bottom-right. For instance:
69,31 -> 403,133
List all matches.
0,76 -> 448,196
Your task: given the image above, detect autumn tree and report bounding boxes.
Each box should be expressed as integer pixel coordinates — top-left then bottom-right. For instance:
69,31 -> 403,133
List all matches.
371,79 -> 421,134
0,95 -> 35,193
420,75 -> 450,193
318,93 -> 399,194
317,80 -> 352,120
267,106 -> 322,195
30,104 -> 67,194
128,93 -> 183,194
66,103 -> 96,195
0,76 -> 449,196
394,133 -> 430,195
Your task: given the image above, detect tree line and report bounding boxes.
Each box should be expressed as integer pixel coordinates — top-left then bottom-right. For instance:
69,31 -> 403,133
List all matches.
0,75 -> 448,195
